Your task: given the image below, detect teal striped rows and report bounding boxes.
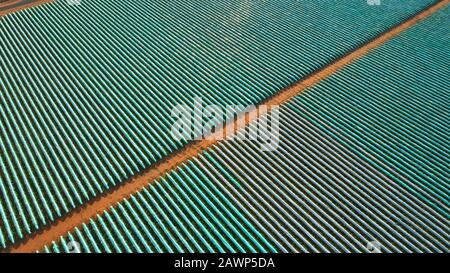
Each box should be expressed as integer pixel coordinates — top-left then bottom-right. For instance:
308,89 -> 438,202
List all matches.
44,6 -> 449,252
44,107 -> 449,252
0,0 -> 439,248
295,3 -> 450,216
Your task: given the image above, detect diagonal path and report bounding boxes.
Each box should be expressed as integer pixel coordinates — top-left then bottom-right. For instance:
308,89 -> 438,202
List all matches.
0,0 -> 52,17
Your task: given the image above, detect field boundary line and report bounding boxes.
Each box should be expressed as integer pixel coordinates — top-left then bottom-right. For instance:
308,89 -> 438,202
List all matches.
0,0 -> 52,17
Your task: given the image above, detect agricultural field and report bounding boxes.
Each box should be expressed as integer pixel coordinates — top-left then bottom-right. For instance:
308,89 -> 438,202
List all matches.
0,0 -> 448,259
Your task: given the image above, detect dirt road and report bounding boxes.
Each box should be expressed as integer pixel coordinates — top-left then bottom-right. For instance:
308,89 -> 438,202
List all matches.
0,0 -> 52,17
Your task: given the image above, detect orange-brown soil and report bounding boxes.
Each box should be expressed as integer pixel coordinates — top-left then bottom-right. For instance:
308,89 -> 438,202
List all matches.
0,0 -> 52,17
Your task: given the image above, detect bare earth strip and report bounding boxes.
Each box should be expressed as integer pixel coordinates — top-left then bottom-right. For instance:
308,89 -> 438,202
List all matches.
6,0 -> 449,253
0,0 -> 52,17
